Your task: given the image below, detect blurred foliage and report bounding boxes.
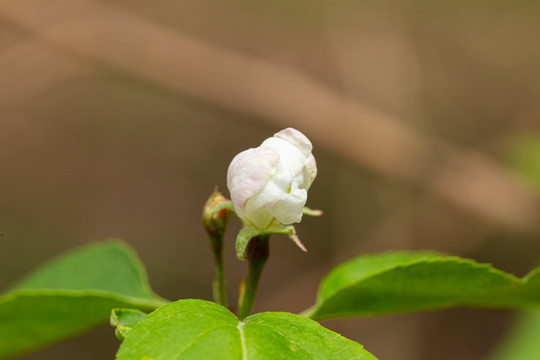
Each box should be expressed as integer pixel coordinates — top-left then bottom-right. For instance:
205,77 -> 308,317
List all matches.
489,137 -> 540,359
506,134 -> 540,191
491,310 -> 540,360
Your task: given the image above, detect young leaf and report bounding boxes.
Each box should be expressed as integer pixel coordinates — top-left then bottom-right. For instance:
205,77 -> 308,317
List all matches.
303,251 -> 540,320
116,299 -> 377,360
0,240 -> 167,359
110,308 -> 147,340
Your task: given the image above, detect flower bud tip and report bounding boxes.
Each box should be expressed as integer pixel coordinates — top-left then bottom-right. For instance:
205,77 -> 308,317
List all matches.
202,189 -> 234,238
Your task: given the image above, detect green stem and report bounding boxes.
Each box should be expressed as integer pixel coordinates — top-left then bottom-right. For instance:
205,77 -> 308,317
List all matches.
210,234 -> 228,307
238,235 -> 270,320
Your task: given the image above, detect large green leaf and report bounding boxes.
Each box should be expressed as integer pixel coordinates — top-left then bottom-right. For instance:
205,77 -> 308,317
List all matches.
303,252 -> 540,320
0,240 -> 167,359
8,239 -> 159,298
116,299 -> 376,360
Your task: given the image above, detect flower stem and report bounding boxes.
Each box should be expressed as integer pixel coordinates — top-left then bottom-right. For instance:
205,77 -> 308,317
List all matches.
238,235 -> 270,320
210,234 -> 228,307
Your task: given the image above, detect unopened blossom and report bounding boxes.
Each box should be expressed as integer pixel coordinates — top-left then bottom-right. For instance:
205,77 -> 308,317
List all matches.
202,190 -> 233,239
227,128 -> 317,230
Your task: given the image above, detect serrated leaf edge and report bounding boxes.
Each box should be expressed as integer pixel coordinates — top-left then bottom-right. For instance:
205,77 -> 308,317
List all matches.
305,253 -> 525,320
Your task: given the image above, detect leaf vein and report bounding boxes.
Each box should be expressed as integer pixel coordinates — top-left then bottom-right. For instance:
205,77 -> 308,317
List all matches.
169,325 -> 235,360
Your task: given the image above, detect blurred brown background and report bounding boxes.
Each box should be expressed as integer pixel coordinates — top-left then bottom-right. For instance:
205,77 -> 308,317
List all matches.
1,0 -> 540,359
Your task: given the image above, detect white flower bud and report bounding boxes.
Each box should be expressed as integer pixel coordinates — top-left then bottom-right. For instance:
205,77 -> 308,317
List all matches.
227,128 -> 317,230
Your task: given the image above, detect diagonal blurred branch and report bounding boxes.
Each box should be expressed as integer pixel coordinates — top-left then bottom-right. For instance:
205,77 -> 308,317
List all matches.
0,40 -> 90,110
0,0 -> 538,230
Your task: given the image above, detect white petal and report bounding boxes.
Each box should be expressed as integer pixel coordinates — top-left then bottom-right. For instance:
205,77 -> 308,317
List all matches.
302,154 -> 317,190
269,188 -> 307,225
243,201 -> 274,229
226,146 -> 279,217
273,128 -> 312,156
248,172 -> 291,210
243,172 -> 291,228
261,137 -> 306,177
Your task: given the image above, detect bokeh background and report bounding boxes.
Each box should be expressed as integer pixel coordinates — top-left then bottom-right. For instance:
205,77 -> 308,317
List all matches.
1,0 -> 540,359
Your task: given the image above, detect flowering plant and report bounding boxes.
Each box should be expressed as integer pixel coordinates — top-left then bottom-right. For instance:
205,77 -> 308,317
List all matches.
1,128 -> 539,359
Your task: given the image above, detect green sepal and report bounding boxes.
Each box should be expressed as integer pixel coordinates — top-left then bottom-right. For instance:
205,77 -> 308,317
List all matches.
302,207 -> 323,216
236,227 -> 265,260
236,224 -> 306,260
212,199 -> 235,214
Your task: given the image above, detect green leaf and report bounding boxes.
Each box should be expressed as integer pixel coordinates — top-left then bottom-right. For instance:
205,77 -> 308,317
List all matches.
490,310 -> 540,360
0,240 -> 167,359
116,299 -> 377,360
8,239 -> 160,299
303,251 -> 540,320
110,308 -> 147,340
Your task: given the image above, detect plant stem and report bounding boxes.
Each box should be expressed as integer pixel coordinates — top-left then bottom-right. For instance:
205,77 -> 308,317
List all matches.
210,234 -> 228,307
238,235 -> 270,320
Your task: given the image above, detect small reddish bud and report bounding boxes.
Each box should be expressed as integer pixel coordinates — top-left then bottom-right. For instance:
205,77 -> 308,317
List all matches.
202,189 -> 234,239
